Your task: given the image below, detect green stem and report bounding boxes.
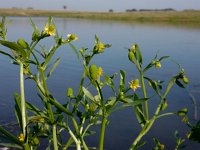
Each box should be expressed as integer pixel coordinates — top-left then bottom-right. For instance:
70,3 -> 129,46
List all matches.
53,124 -> 58,150
40,69 -> 58,149
68,128 -> 81,150
78,69 -> 86,96
95,81 -> 107,150
20,62 -> 27,138
140,71 -> 149,120
81,137 -> 89,150
130,97 -> 166,149
130,118 -> 155,150
99,116 -> 107,150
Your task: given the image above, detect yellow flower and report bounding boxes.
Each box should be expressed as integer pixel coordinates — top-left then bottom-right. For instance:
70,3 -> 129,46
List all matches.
155,61 -> 161,68
97,67 -> 103,76
44,24 -> 56,36
66,34 -> 78,42
96,42 -> 105,53
18,133 -> 24,142
129,79 -> 141,91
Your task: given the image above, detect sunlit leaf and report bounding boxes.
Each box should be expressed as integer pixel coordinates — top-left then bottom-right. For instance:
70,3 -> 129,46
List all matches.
119,70 -> 126,92
47,57 -> 60,78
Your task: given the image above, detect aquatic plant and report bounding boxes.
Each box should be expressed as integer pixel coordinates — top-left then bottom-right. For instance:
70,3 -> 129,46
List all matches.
0,17 -> 190,150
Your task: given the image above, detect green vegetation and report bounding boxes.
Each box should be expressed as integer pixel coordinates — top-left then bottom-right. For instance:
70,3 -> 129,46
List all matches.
0,16 -> 197,150
1,8 -> 200,23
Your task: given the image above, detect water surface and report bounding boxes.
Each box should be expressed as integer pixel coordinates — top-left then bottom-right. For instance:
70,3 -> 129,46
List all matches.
0,17 -> 200,149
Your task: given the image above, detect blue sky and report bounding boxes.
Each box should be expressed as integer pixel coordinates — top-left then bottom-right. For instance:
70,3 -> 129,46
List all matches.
1,0 -> 200,12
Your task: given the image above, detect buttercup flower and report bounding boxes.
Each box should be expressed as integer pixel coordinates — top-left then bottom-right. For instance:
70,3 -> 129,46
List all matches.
97,67 -> 103,76
129,79 -> 141,91
18,133 -> 24,142
66,34 -> 78,42
96,42 -> 105,53
44,24 -> 56,36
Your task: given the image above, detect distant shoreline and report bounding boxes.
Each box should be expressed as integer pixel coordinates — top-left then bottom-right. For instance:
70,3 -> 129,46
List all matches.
1,8 -> 200,23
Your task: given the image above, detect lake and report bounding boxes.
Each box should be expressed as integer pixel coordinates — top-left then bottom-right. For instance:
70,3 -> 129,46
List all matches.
0,17 -> 200,149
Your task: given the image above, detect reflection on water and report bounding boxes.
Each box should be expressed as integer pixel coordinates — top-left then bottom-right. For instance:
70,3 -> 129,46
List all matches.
0,17 -> 200,149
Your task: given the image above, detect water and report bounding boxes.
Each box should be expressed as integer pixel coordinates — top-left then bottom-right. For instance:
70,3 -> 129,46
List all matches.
0,17 -> 200,149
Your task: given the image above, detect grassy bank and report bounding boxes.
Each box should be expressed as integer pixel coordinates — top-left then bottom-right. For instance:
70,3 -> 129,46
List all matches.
1,8 -> 200,23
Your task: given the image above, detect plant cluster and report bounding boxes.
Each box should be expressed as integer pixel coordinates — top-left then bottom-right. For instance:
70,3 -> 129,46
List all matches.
0,17 -> 190,150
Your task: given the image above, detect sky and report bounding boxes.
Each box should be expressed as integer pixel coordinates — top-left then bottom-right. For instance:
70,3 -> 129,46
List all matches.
1,0 -> 200,12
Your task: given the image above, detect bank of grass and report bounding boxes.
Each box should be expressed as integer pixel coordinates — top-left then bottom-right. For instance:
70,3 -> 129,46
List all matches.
1,8 -> 200,23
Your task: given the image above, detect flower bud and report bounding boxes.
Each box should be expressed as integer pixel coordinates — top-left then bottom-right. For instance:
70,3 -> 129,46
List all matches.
89,64 -> 103,80
17,39 -> 28,49
177,108 -> 188,116
131,44 -> 137,53
32,137 -> 39,145
66,34 -> 78,42
160,101 -> 168,111
155,61 -> 161,68
89,103 -> 98,112
128,50 -> 135,63
67,88 -> 74,98
89,64 -> 98,80
182,75 -> 189,84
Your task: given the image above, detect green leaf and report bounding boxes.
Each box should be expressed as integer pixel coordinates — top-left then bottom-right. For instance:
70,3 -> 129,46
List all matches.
144,77 -> 160,95
47,57 -> 60,78
105,97 -> 117,111
0,143 -> 22,149
104,75 -> 115,94
0,50 -> 14,60
69,43 -> 80,62
0,40 -> 27,58
159,56 -> 170,61
119,70 -> 126,92
85,55 -> 92,66
0,126 -> 23,147
0,16 -> 7,40
163,76 -> 177,97
133,94 -> 146,126
26,102 -> 42,115
112,97 -> 148,113
42,45 -> 59,68
94,34 -> 99,44
82,87 -> 96,103
132,141 -> 146,149
135,44 -> 143,64
14,93 -> 23,133
143,61 -> 154,72
30,18 -> 40,41
175,79 -> 185,88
